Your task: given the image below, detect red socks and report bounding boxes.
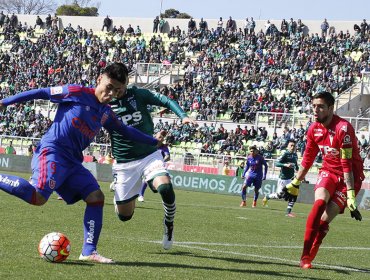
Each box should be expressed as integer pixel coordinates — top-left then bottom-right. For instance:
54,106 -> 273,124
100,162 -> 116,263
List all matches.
301,199 -> 327,260
310,220 -> 329,261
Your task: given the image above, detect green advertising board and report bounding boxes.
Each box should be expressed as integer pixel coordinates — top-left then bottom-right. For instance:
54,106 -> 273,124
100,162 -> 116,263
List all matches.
3,154 -> 368,206
168,170 -> 315,203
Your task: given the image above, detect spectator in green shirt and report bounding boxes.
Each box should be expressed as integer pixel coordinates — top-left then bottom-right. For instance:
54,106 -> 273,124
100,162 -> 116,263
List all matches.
5,140 -> 16,154
235,161 -> 245,177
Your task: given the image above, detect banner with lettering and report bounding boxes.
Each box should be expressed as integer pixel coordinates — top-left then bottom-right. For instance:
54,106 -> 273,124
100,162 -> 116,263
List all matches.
168,170 -> 316,203
0,154 -> 366,206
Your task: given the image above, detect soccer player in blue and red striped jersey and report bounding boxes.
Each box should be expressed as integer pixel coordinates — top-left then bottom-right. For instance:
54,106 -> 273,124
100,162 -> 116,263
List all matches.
0,63 -> 160,263
240,145 -> 268,207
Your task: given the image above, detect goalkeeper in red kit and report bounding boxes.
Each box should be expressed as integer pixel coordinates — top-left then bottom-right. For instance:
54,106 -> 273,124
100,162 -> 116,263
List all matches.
280,91 -> 364,269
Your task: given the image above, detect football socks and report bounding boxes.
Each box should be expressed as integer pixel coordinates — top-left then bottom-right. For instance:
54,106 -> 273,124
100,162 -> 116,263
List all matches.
158,183 -> 176,224
82,202 -> 104,256
0,174 -> 36,204
301,199 -> 327,259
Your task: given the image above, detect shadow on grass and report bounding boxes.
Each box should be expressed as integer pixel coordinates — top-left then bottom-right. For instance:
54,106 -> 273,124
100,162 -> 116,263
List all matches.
310,264 -> 370,275
59,260 -> 94,266
157,251 -> 370,277
111,257 -> 323,280
105,201 -> 161,212
135,205 -> 162,211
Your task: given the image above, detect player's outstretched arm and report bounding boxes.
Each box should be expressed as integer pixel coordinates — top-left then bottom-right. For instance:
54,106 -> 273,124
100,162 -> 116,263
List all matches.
241,162 -> 249,179
181,117 -> 197,125
262,159 -> 268,180
0,88 -> 50,106
105,113 -> 159,146
117,125 -> 158,146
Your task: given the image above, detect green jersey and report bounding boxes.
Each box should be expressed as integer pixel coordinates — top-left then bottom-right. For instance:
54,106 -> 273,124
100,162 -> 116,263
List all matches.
275,150 -> 299,180
109,85 -> 187,163
235,166 -> 244,177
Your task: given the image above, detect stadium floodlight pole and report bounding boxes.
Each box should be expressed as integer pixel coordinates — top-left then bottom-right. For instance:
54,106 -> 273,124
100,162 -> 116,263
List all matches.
160,0 -> 164,16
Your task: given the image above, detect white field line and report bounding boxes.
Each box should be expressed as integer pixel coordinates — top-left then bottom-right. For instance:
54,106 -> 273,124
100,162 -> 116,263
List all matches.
145,240 -> 370,273
167,241 -> 370,251
138,200 -> 367,221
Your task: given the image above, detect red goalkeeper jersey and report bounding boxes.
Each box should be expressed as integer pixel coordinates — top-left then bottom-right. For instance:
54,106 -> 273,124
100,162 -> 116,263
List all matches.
302,115 -> 364,181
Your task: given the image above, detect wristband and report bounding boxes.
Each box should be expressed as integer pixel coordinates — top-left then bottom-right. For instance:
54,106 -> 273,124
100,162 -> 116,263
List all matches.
292,177 -> 301,185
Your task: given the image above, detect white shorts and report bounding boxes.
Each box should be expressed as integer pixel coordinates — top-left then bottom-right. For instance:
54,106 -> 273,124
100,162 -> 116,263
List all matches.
276,178 -> 292,194
112,150 -> 168,203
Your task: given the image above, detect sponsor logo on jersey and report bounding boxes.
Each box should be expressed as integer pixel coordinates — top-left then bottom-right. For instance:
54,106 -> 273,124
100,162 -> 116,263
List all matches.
50,86 -> 63,95
313,128 -> 323,136
85,106 -> 90,111
119,111 -> 143,125
129,100 -> 137,110
319,145 -> 340,157
72,117 -> 99,139
340,148 -> 352,159
343,134 -> 351,144
101,112 -> 109,125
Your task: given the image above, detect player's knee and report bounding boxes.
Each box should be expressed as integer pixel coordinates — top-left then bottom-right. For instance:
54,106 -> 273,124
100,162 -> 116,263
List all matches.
32,192 -> 47,206
157,183 -> 173,193
33,199 -> 47,206
157,183 -> 175,204
85,189 -> 105,204
117,213 -> 133,222
319,220 -> 329,232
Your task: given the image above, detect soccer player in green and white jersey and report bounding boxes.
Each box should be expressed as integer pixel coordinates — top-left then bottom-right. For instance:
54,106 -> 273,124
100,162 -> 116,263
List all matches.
108,64 -> 196,250
263,139 -> 299,217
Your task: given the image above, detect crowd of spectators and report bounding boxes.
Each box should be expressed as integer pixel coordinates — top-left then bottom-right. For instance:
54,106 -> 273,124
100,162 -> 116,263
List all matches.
154,117 -> 310,160
0,13 -> 370,161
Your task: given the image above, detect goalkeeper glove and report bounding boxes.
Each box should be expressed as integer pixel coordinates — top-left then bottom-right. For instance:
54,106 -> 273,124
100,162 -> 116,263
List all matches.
286,177 -> 301,196
281,177 -> 301,201
347,189 -> 362,221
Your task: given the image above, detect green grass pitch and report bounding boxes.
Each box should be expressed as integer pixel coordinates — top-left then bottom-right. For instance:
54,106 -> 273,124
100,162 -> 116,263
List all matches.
0,171 -> 369,280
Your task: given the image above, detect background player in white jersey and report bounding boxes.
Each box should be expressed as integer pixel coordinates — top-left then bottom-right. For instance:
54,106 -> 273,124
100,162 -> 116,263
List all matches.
109,64 -> 196,250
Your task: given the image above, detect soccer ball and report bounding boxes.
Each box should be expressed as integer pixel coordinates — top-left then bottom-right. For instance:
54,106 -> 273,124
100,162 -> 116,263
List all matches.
38,232 -> 71,262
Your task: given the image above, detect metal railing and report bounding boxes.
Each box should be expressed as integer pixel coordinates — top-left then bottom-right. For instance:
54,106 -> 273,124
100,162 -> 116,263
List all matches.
361,71 -> 370,95
134,62 -> 182,85
334,82 -> 360,112
253,112 -> 370,135
1,134 -> 369,187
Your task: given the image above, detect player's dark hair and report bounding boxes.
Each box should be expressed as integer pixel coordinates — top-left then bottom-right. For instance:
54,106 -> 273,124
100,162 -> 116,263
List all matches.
159,130 -> 168,136
101,62 -> 129,84
288,139 -> 296,145
249,145 -> 258,151
312,91 -> 335,107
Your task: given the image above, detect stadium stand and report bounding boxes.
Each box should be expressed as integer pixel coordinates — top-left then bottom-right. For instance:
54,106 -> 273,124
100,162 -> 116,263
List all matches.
0,13 -> 369,181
